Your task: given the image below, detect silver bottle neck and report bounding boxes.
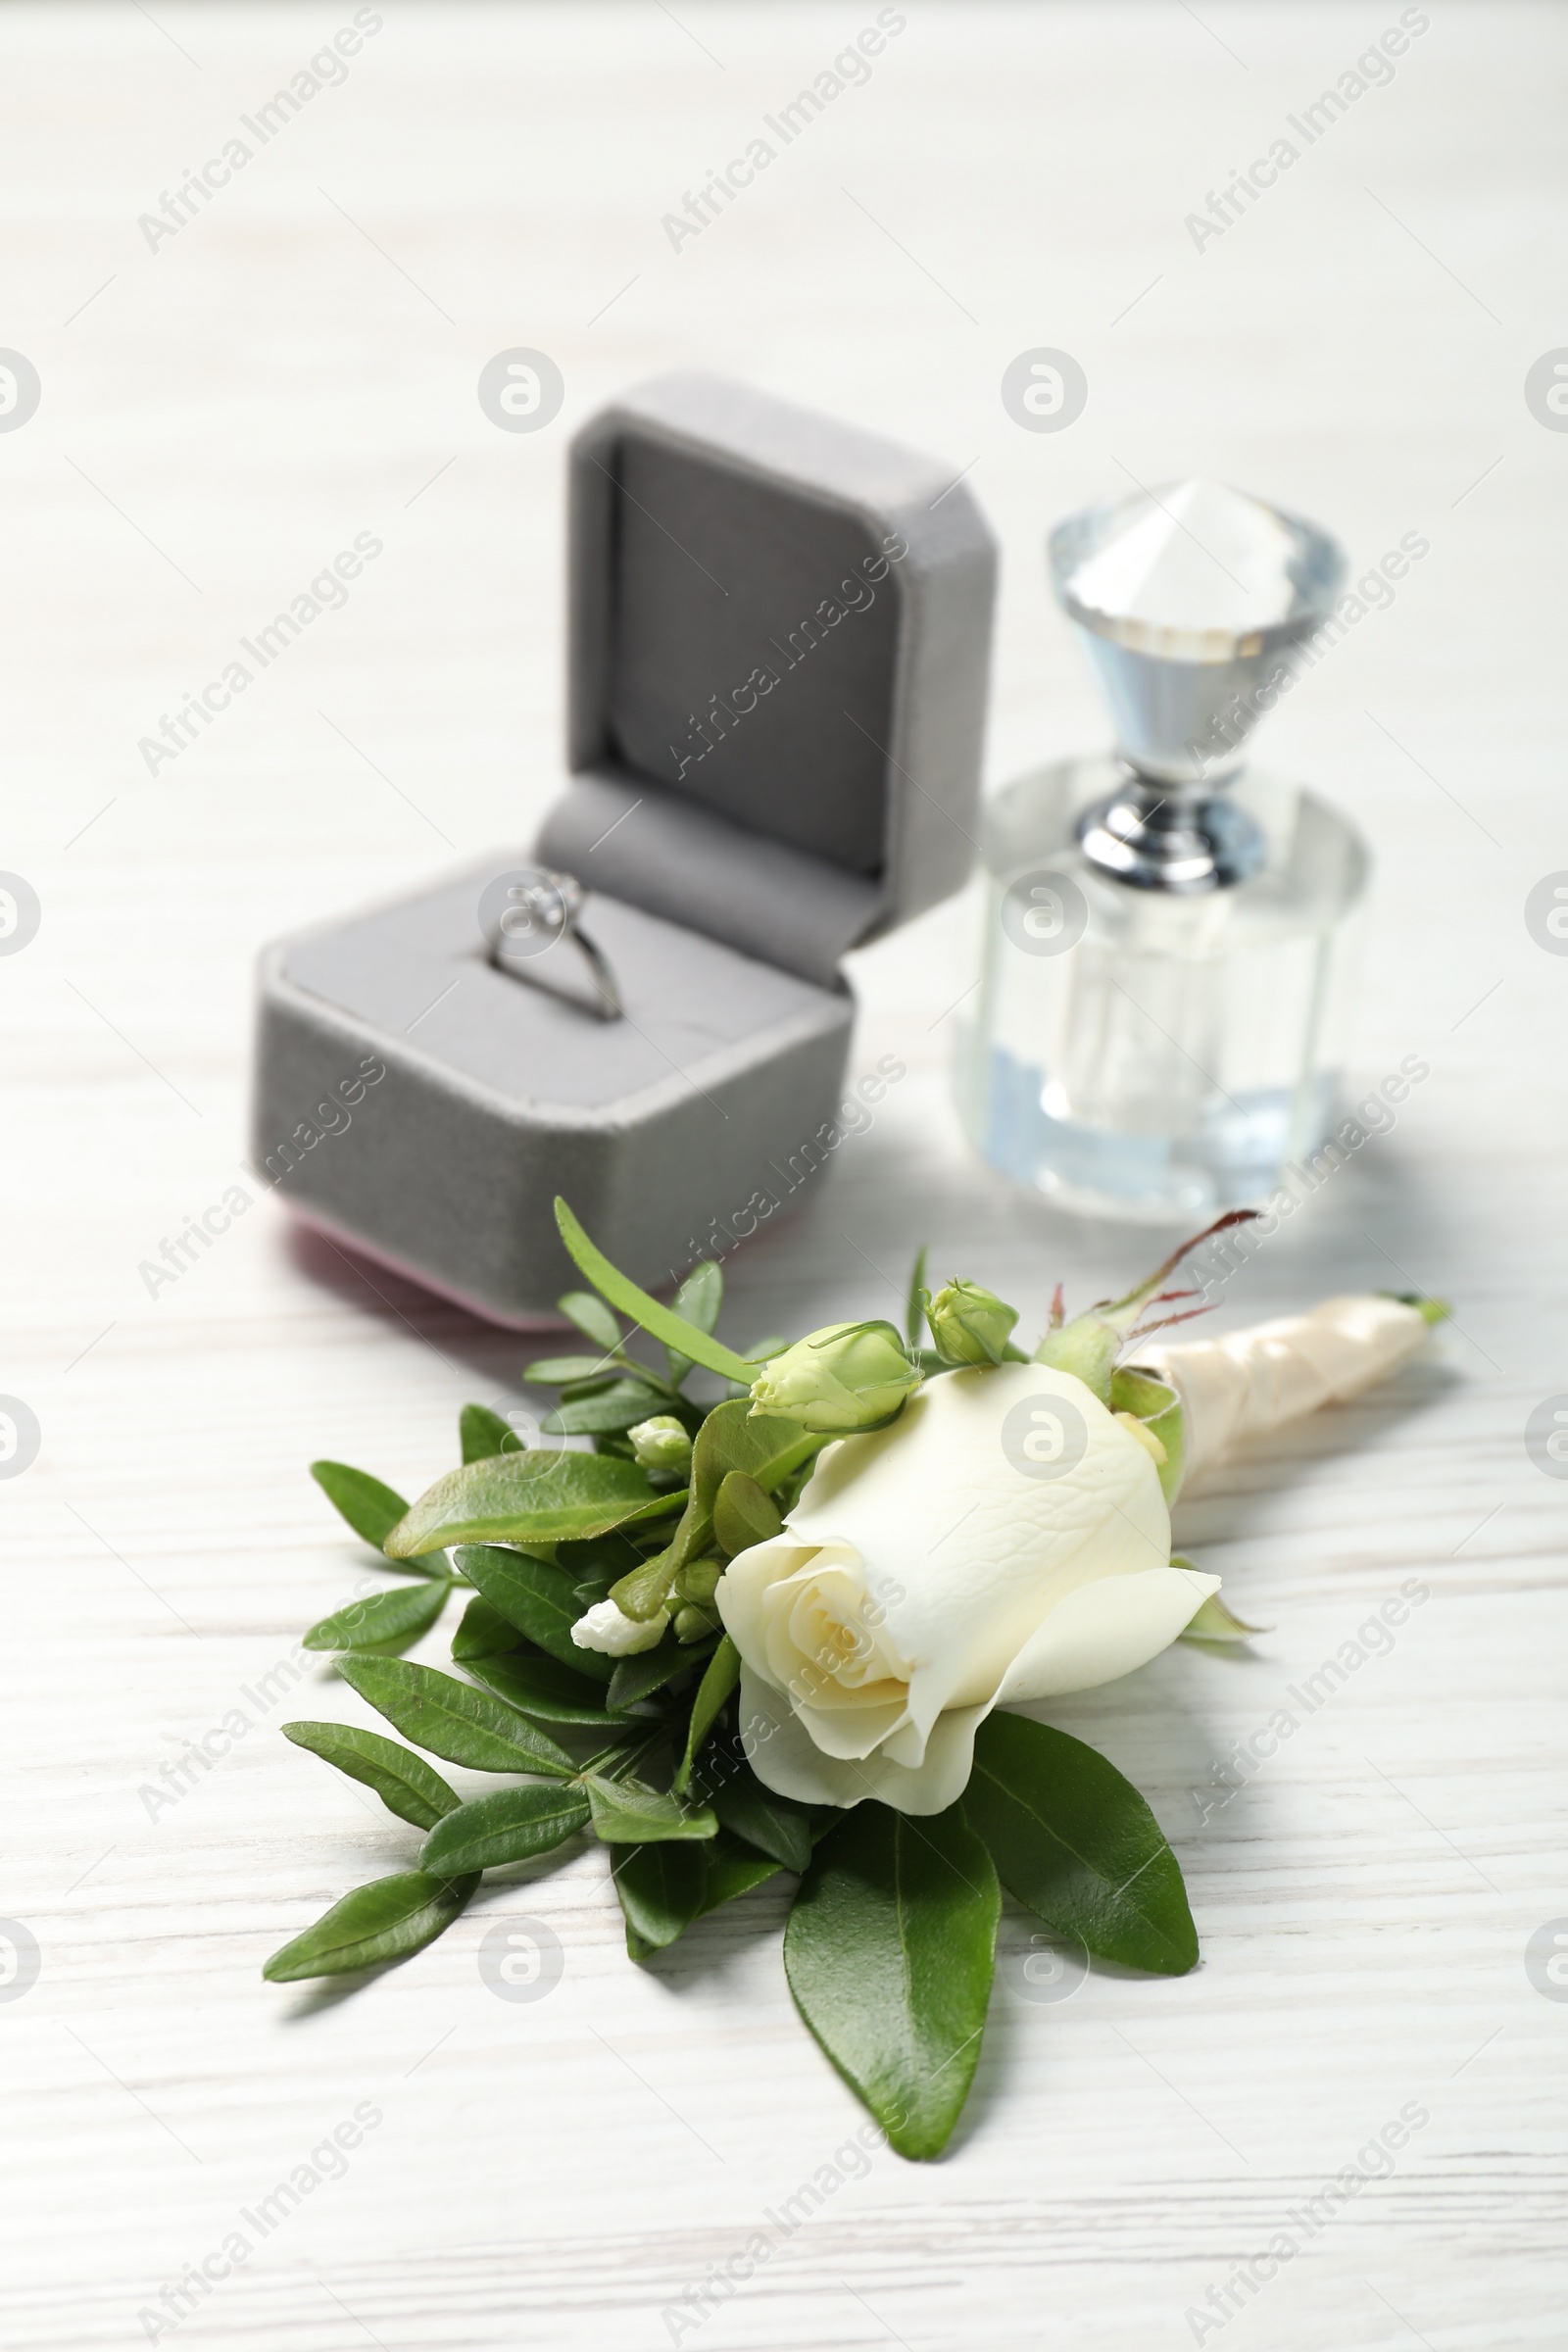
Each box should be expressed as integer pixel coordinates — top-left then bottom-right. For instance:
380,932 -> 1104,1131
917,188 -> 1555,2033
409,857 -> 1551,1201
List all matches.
1075,768 -> 1265,893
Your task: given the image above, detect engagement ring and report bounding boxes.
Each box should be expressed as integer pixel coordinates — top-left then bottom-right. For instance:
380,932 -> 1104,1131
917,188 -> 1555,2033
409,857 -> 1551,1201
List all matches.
478,866 -> 621,1021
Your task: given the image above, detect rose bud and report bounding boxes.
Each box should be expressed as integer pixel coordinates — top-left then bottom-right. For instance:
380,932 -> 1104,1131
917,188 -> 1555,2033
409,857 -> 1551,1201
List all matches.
748,1320 -> 920,1434
627,1413 -> 693,1475
926,1279 -> 1019,1366
570,1597 -> 668,1655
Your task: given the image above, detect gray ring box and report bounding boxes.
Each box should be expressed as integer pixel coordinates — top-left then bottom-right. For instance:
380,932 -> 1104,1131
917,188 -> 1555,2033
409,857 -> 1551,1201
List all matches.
251,373 -> 997,1325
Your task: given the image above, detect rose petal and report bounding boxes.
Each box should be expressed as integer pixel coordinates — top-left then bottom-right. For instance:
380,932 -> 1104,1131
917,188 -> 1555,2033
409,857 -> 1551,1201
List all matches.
739,1668 -> 986,1818
781,1366 -> 1171,1720
994,1565 -> 1219,1702
718,1537 -> 831,1664
788,1690 -> 909,1761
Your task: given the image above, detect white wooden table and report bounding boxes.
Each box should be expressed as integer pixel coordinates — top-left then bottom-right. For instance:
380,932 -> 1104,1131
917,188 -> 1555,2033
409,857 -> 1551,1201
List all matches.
4,4 -> 1564,2345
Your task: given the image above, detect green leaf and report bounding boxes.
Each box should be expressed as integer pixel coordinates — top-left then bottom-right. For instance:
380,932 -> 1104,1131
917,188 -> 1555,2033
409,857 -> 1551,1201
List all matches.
459,1402 -> 523,1464
310,1460 -> 408,1551
1109,1365 -> 1186,1505
456,1544 -> 615,1682
608,1630 -> 712,1710
697,1827 -> 782,1917
450,1594 -> 527,1663
1178,1586 -> 1266,1643
419,1784 -> 591,1876
673,1257 -> 723,1333
1379,1289 -> 1451,1326
584,1774 -> 718,1844
606,1403 -> 814,1626
303,1578 -> 452,1654
263,1869 -> 477,1982
673,1636 -> 740,1793
559,1289 -> 624,1353
702,1750 -> 813,1872
672,1554 -> 722,1610
559,1529 -> 651,1573
905,1244 -> 928,1350
560,1529 -> 648,1597
712,1471 -> 782,1558
611,1840 -> 708,1954
281,1721 -> 462,1832
468,1650 -> 635,1727
784,1799 -> 1000,2161
523,1353 -> 619,1386
610,1540 -> 682,1623
555,1200 -> 760,1385
386,1448 -> 674,1558
965,1713 -> 1198,1976
335,1655 -> 576,1779
691,1399 -> 819,1518
665,1259 -> 723,1386
543,1379 -> 667,1438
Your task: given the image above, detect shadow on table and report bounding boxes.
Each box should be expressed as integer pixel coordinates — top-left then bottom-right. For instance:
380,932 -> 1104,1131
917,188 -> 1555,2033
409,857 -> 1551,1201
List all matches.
279,1219 -> 547,1396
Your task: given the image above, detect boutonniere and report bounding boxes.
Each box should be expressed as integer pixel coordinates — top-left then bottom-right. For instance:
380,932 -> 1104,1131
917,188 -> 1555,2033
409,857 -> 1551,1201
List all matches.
266,1201 -> 1444,2158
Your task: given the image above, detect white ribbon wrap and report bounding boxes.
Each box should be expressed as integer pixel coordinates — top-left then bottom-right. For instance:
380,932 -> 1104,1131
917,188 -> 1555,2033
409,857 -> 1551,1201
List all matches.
1138,1294 -> 1430,1485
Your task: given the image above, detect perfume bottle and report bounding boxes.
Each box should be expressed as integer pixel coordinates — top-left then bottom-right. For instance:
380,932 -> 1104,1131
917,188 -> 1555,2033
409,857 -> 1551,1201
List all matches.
958,479 -> 1369,1222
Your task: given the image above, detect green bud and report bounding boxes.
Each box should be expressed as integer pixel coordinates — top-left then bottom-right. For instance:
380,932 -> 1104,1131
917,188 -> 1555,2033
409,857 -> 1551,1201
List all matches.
925,1278 -> 1019,1366
673,1602 -> 721,1643
626,1414 -> 693,1475
1033,1311 -> 1119,1403
747,1320 -> 920,1435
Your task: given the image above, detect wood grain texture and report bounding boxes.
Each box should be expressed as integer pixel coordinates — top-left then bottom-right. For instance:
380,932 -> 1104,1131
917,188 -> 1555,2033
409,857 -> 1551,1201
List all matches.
2,4 -> 1564,2347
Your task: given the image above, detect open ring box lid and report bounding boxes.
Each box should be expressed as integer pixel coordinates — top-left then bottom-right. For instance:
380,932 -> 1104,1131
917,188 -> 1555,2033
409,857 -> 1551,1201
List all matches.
252,372 -> 997,1324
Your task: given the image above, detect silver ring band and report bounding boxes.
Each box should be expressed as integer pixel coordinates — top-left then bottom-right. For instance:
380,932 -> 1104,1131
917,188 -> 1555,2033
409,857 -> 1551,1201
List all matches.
565,916 -> 621,1020
480,867 -> 621,1021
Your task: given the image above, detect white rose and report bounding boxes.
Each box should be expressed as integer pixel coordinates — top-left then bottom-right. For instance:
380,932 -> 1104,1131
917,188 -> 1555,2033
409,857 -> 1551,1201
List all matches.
717,1363 -> 1218,1817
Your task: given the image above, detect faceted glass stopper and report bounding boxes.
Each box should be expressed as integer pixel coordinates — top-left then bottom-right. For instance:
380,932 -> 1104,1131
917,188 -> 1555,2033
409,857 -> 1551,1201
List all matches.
1050,478 -> 1345,793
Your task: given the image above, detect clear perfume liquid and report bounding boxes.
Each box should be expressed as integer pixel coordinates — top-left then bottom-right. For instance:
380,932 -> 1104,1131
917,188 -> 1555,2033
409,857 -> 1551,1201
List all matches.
956,756 -> 1370,1222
